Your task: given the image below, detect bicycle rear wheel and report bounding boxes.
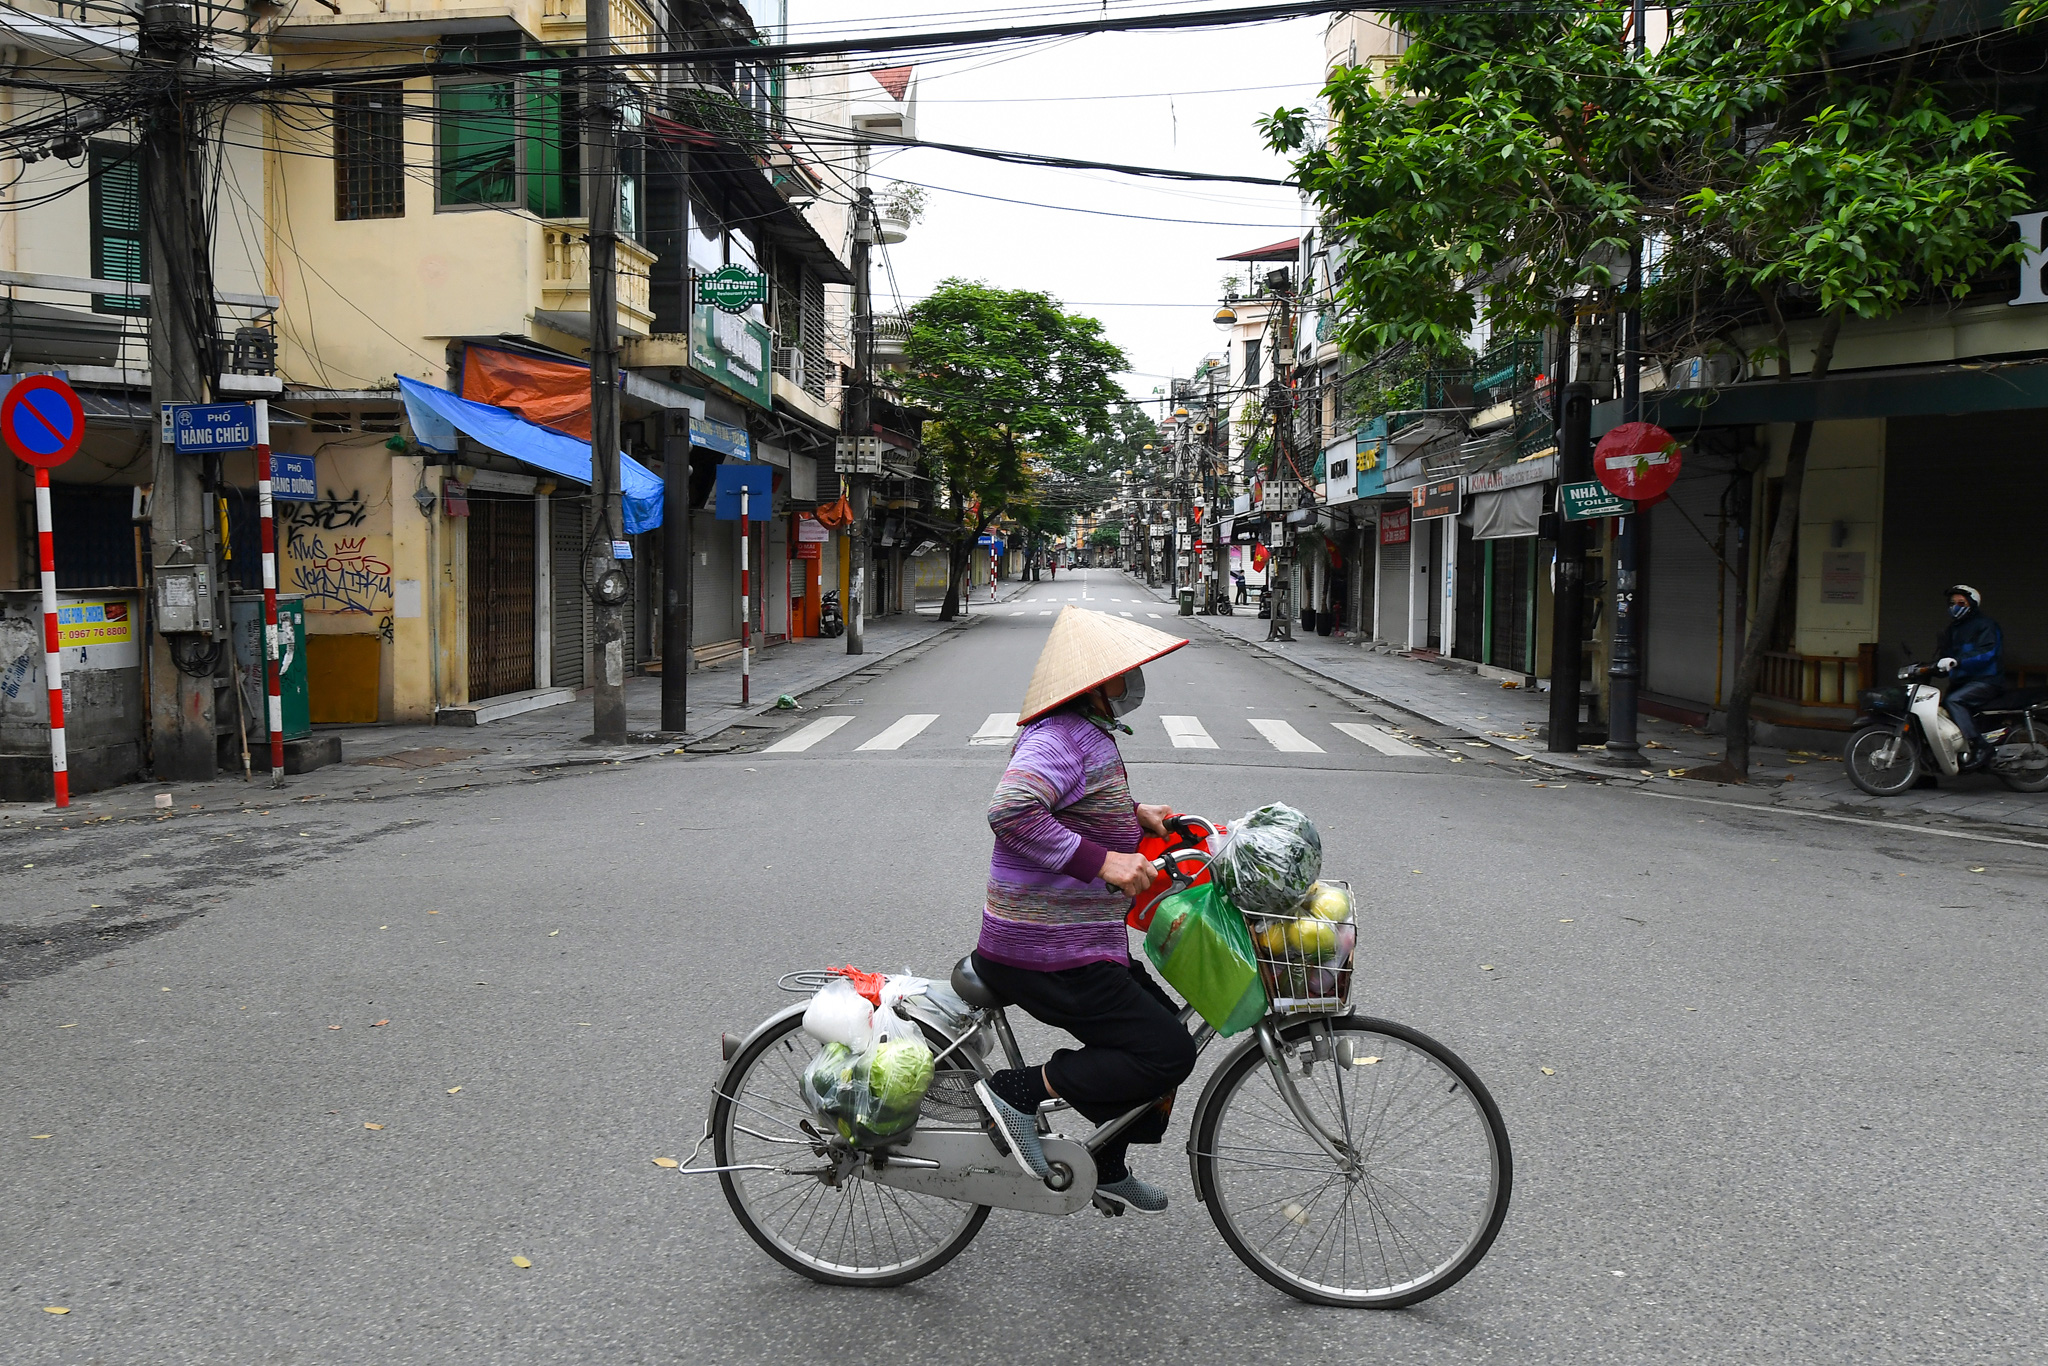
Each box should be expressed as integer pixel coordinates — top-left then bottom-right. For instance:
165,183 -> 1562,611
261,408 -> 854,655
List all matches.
1195,1014 -> 1511,1308
713,1009 -> 988,1287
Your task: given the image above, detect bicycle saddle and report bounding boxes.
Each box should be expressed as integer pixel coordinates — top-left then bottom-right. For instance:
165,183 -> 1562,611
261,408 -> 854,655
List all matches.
950,955 -> 1009,1009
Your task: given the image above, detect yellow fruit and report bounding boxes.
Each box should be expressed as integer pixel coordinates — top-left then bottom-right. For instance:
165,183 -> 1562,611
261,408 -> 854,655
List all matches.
1305,884 -> 1352,921
1283,917 -> 1337,957
1254,921 -> 1288,954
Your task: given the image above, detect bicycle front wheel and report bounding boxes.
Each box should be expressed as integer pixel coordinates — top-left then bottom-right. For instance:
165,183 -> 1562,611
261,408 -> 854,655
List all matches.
713,1009 -> 989,1287
1196,1015 -> 1511,1308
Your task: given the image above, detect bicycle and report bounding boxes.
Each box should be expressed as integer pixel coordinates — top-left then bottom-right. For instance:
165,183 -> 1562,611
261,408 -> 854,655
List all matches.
686,832 -> 1512,1308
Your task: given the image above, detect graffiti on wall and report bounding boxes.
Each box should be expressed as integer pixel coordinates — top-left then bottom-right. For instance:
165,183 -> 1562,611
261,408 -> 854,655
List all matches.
290,535 -> 393,614
282,490 -> 371,537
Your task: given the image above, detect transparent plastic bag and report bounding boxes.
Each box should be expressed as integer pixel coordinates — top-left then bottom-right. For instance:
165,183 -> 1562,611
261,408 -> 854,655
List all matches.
798,998 -> 936,1144
1208,802 -> 1323,917
800,976 -> 875,1050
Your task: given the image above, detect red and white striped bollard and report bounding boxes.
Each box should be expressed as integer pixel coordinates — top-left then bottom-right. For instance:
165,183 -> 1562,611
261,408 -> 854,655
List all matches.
34,467 -> 67,807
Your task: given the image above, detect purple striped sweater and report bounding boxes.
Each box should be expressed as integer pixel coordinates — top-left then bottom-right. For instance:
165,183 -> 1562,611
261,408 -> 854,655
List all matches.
977,710 -> 1141,971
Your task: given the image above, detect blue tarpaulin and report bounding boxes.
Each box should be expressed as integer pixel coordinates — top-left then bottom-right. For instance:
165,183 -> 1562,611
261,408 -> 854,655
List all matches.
396,376 -> 664,534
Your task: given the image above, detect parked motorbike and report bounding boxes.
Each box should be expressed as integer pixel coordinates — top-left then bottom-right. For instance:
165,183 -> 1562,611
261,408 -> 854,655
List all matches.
819,590 -> 845,639
1845,653 -> 2048,796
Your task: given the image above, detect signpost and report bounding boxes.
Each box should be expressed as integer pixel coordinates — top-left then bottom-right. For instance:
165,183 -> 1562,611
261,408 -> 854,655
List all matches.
1559,478 -> 1631,522
253,400 -> 284,785
2,375 -> 87,807
164,401 -> 257,454
715,465 -> 774,705
1593,420 -> 1682,502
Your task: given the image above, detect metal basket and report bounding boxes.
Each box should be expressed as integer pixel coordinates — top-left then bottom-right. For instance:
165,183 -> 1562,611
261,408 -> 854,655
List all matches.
1244,878 -> 1356,1016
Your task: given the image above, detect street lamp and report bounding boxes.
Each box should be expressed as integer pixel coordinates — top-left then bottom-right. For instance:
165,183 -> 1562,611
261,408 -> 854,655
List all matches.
1213,303 -> 1237,329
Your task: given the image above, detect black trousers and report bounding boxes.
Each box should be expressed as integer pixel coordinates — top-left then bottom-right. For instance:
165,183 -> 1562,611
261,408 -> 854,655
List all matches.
971,953 -> 1198,1148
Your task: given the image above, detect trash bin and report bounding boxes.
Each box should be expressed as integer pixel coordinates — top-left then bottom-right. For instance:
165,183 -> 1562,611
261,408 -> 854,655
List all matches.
1178,587 -> 1195,616
230,594 -> 310,741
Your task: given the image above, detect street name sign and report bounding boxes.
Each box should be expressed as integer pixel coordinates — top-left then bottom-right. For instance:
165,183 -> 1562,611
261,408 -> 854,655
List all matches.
164,402 -> 257,453
1593,420 -> 1683,501
1559,478 -> 1630,521
270,452 -> 316,501
2,374 -> 85,468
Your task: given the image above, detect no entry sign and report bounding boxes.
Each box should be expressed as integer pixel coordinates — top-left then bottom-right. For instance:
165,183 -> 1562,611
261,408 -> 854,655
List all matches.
2,375 -> 86,469
1593,421 -> 1682,502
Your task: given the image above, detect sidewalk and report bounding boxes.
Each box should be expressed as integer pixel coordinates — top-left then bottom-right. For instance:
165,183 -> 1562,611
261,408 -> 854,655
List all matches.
1126,573 -> 2048,841
0,596 -> 1005,826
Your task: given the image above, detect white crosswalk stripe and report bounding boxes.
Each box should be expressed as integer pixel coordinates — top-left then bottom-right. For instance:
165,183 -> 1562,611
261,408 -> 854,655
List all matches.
1250,719 -> 1324,753
970,712 -> 1019,746
1147,613 -> 1162,619
1161,715 -> 1217,749
1332,721 -> 1424,757
1120,611 -> 1134,618
763,715 -> 853,753
857,714 -> 939,750
1038,610 -> 1052,616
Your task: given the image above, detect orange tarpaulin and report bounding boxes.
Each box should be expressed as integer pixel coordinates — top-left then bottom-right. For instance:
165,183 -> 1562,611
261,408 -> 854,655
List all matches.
461,345 -> 594,439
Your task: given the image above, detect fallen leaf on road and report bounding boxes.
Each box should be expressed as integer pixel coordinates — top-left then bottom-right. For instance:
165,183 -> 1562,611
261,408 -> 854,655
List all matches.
31,1133 -> 52,1139
364,1123 -> 384,1130
653,1157 -> 679,1168
1685,1007 -> 1698,1012
1410,869 -> 1422,874
58,1023 -> 76,1028
1640,769 -> 1654,776
511,1256 -> 532,1270
371,1019 -> 390,1027
1559,918 -> 1573,923
428,910 -> 439,915
447,1087 -> 462,1094
548,930 -> 560,937
1480,964 -> 1496,971
380,926 -> 388,930
43,1306 -> 68,1314
1668,769 -> 1684,778
1970,866 -> 1986,873
1514,755 -> 1534,761
1541,1068 -> 1555,1076
327,1025 -> 341,1030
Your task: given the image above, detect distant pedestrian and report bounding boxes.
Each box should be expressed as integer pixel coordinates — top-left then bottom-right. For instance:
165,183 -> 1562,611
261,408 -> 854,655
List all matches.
1232,569 -> 1247,604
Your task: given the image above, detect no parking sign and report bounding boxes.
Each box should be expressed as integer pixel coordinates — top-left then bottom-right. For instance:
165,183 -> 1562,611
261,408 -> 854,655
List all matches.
2,374 -> 87,808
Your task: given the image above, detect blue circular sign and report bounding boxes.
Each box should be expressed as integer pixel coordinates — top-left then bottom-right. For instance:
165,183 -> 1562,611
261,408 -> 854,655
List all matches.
1,375 -> 85,468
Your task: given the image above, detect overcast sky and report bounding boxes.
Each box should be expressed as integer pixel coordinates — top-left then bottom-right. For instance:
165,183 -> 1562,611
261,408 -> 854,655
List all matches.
783,2 -> 1327,415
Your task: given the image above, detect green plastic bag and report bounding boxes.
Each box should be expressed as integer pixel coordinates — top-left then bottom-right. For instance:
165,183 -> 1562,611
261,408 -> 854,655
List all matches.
1143,882 -> 1268,1036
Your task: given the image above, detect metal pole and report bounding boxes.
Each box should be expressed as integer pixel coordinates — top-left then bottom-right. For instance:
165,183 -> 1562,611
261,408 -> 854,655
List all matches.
1267,278 -> 1295,642
255,400 -> 284,784
1605,0 -> 1647,763
1549,381 -> 1592,751
585,0 -> 627,739
34,468 -> 67,807
749,485 -> 757,704
845,189 -> 874,655
661,417 -> 691,733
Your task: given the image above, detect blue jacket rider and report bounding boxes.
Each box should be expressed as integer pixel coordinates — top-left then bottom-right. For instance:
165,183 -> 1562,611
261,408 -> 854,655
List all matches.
1935,584 -> 2002,769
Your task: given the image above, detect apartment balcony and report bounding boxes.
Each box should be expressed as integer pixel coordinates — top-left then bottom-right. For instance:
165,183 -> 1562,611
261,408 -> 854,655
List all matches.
539,220 -> 656,339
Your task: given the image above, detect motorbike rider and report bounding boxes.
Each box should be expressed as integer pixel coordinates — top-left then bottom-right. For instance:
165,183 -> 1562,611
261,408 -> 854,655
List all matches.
971,607 -> 1196,1215
1936,584 -> 2004,771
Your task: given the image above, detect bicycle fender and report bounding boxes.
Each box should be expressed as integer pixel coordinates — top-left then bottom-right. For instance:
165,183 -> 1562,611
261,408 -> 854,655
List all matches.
708,1002 -> 808,1127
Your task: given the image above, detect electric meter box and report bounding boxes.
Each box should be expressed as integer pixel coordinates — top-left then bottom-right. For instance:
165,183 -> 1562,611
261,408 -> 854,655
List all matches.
229,594 -> 310,741
155,561 -> 215,634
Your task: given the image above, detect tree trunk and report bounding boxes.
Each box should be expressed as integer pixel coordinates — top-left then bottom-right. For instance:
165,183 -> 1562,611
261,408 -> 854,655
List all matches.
1703,303 -> 1848,780
939,533 -> 967,621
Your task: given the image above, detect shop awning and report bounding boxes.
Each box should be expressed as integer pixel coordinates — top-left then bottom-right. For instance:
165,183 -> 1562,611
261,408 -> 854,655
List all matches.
398,377 -> 663,534
1592,357 -> 2048,437
1464,484 -> 1543,540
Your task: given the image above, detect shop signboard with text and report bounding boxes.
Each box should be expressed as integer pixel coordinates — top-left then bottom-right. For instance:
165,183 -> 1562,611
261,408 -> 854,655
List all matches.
1379,505 -> 1411,546
690,301 -> 773,411
1409,478 -> 1462,520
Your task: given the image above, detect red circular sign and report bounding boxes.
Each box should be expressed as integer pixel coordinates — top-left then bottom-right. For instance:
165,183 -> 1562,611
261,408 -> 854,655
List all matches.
1,375 -> 86,469
1593,421 -> 1682,502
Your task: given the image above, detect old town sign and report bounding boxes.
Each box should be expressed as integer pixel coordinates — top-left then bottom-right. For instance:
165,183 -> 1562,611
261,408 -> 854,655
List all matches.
698,265 -> 768,315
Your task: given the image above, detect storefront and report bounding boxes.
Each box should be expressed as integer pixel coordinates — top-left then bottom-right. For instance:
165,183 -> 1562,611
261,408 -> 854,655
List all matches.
1452,455 -> 1551,677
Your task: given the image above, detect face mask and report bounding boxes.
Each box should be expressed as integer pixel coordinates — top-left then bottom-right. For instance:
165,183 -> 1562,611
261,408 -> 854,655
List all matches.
1949,602 -> 1970,620
1108,667 -> 1146,717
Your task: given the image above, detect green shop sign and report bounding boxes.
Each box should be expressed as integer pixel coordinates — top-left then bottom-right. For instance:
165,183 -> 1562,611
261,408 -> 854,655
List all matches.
1558,478 -> 1630,522
697,265 -> 767,315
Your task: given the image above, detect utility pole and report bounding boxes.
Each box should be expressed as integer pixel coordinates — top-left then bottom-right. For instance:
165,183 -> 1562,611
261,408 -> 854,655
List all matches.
1549,322 -> 1592,753
1604,0 -> 1647,764
1266,270 -> 1295,643
660,410 -> 691,734
844,187 -> 875,655
585,0 -> 627,739
141,1 -> 219,781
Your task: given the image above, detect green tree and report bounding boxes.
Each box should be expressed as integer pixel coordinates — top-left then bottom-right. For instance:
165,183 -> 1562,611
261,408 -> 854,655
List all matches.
902,280 -> 1128,619
1266,1 -> 2029,777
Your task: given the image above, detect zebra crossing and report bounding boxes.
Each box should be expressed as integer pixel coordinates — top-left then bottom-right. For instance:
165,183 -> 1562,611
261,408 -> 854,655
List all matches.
758,710 -> 1429,759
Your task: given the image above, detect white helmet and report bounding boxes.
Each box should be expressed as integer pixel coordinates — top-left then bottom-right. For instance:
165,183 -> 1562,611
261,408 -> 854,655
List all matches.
1946,584 -> 1981,610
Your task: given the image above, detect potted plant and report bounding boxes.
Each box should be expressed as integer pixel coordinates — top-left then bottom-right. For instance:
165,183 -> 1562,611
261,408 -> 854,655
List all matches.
877,184 -> 926,244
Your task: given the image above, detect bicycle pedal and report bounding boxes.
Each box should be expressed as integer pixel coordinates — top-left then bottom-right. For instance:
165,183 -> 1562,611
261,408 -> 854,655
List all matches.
1092,1194 -> 1126,1219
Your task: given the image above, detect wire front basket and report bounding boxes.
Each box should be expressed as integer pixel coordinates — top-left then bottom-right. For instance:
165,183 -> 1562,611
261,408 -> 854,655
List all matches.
1243,878 -> 1357,1016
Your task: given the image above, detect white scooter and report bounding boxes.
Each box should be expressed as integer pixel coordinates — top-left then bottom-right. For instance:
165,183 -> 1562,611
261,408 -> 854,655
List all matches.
1846,655 -> 2048,796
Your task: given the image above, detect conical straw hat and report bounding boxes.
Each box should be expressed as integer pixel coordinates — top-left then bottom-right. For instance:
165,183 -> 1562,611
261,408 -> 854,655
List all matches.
1018,606 -> 1188,724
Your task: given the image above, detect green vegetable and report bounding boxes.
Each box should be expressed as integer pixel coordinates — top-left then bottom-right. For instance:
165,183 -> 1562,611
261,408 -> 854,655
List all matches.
1210,803 -> 1322,916
866,1038 -> 935,1114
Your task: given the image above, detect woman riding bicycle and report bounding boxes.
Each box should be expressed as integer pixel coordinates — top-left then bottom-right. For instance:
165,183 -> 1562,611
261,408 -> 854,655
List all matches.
970,607 -> 1196,1214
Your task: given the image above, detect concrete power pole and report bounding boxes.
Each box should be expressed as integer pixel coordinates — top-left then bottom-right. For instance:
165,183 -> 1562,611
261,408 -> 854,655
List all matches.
141,2 -> 219,781
844,188 -> 874,656
1266,271 -> 1295,643
585,0 -> 627,738
1604,0 -> 1648,764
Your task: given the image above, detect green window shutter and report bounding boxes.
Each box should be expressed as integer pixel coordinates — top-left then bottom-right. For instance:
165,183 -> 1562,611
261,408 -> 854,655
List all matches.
89,143 -> 146,315
522,74 -> 581,219
437,81 -> 519,207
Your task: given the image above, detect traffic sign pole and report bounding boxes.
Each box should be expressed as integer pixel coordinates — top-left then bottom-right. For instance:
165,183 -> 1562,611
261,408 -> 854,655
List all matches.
34,469 -> 68,807
256,400 -> 284,786
740,488 -> 751,706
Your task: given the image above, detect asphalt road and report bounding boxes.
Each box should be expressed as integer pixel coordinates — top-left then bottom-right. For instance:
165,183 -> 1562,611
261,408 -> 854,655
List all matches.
4,567 -> 2044,1364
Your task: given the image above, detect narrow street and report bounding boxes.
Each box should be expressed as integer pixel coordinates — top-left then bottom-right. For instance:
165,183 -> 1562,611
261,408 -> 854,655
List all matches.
5,569 -> 2043,1363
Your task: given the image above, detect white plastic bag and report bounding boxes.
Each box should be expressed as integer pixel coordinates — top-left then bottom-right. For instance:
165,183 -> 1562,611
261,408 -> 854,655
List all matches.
801,977 -> 874,1050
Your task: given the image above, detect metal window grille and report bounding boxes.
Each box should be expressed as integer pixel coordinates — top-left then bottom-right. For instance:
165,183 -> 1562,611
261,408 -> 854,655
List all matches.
335,85 -> 407,220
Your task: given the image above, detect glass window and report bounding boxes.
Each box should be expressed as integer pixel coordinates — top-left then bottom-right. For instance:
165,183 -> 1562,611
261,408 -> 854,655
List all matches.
688,198 -> 723,272
88,142 -> 145,315
522,73 -> 580,218
334,84 -> 406,220
437,80 -> 518,207
1242,340 -> 1262,388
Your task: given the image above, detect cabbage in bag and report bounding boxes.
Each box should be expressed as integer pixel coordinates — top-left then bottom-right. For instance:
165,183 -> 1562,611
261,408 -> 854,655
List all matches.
1208,803 -> 1322,916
